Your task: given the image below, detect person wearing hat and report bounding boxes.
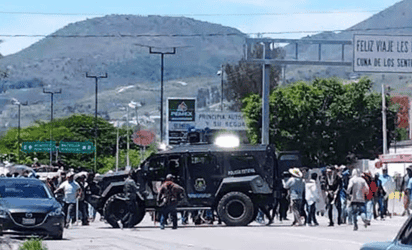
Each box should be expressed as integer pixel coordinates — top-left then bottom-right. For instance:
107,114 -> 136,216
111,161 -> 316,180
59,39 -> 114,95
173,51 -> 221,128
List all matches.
55,172 -> 81,228
284,167 -> 305,226
157,174 -> 185,229
401,166 -> 412,216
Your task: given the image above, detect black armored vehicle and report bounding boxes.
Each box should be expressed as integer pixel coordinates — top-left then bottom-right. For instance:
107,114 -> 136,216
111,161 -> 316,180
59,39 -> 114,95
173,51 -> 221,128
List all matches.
86,144 -> 299,227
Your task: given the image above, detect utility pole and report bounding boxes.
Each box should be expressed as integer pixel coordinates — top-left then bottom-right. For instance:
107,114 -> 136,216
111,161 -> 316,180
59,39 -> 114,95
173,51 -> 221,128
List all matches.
43,88 -> 61,167
86,72 -> 108,173
126,105 -> 130,167
12,100 -> 28,164
382,84 -> 388,155
261,42 -> 270,145
116,120 -> 119,172
149,47 -> 176,143
217,64 -> 225,111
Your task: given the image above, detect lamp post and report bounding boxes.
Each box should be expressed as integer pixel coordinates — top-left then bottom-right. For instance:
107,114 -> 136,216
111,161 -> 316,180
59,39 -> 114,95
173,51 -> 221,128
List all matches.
12,100 -> 28,164
149,47 -> 176,142
217,65 -> 224,111
86,72 -> 108,173
43,88 -> 61,167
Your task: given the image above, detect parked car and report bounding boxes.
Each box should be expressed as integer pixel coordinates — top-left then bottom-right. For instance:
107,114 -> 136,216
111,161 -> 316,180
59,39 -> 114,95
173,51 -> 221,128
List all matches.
361,215 -> 412,249
0,177 -> 64,239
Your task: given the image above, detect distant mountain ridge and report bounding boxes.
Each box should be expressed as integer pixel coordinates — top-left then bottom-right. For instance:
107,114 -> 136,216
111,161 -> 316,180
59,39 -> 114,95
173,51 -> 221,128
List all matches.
2,0 -> 412,132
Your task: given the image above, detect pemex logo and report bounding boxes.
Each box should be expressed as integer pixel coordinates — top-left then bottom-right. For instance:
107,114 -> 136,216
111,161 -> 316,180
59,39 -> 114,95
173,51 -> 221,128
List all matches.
170,100 -> 194,121
177,102 -> 188,112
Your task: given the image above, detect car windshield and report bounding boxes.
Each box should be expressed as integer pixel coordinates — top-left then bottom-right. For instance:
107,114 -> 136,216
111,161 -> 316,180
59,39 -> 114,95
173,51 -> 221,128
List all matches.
0,181 -> 52,199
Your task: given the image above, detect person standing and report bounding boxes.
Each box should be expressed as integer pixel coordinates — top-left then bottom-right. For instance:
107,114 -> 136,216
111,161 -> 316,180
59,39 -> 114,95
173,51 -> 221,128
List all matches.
54,172 -> 81,228
284,168 -> 305,226
75,174 -> 89,226
347,169 -> 369,231
401,166 -> 412,216
361,170 -> 376,226
379,167 -> 394,218
305,173 -> 320,226
325,166 -> 342,226
339,166 -> 350,224
157,174 -> 185,230
120,171 -> 140,228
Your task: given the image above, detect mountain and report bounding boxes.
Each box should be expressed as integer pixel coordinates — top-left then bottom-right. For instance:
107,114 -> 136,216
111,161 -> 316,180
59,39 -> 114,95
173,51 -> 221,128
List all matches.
2,0 -> 412,133
0,15 -> 245,132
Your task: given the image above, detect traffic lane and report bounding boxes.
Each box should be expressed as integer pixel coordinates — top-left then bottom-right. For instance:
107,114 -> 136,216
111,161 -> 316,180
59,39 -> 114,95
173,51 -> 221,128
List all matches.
44,215 -> 406,250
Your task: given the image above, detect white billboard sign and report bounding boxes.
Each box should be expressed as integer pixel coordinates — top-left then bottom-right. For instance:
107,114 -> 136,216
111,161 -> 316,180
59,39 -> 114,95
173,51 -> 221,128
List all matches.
354,35 -> 412,73
196,112 -> 246,130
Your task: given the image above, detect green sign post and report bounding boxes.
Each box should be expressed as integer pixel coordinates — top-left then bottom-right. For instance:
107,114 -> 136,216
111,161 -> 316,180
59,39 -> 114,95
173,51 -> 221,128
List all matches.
21,141 -> 56,153
59,141 -> 94,154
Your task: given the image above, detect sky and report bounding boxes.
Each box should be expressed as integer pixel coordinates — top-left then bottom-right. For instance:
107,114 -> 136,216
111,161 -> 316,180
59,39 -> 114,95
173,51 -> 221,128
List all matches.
0,0 -> 403,56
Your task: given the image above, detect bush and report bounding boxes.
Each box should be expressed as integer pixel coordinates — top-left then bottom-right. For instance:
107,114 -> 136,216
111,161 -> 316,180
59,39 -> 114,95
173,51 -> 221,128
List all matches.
19,237 -> 48,250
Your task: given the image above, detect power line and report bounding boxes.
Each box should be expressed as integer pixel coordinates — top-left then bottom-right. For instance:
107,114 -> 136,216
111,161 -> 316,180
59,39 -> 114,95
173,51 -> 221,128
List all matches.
0,26 -> 412,38
0,10 -> 380,17
1,25 -> 412,39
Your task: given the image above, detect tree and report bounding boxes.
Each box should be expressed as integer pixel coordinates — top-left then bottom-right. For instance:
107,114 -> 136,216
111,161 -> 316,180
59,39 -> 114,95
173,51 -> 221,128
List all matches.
242,77 -> 398,167
224,43 -> 284,111
0,114 -> 157,173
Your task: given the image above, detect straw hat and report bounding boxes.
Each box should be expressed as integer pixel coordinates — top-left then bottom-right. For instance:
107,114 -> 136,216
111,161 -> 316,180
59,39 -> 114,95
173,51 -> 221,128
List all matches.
288,168 -> 303,178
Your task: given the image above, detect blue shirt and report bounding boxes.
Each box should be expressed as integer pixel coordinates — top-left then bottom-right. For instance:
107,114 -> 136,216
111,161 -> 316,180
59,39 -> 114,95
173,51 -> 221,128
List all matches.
407,178 -> 412,200
284,177 -> 305,200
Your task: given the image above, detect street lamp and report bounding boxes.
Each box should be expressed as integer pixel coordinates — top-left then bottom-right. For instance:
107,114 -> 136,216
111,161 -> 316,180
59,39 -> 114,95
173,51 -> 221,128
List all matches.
86,72 -> 108,173
43,88 -> 61,167
149,47 -> 176,142
217,64 -> 225,111
12,99 -> 28,164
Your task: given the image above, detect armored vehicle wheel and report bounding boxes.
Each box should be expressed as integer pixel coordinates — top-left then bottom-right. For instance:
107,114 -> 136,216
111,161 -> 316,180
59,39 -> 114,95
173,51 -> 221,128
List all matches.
217,191 -> 254,226
103,194 -> 127,228
103,194 -> 145,228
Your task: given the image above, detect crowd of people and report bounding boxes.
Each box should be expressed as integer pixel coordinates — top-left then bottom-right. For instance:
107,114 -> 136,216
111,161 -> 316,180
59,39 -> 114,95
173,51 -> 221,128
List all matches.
257,164 -> 400,231
1,160 -> 407,231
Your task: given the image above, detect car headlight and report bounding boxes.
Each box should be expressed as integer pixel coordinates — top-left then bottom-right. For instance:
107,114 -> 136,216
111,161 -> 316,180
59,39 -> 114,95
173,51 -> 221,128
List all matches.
48,207 -> 63,217
0,208 -> 8,218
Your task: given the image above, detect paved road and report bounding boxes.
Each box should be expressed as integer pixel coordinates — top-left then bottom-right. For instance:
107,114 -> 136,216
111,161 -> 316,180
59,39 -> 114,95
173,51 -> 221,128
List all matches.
3,212 -> 407,250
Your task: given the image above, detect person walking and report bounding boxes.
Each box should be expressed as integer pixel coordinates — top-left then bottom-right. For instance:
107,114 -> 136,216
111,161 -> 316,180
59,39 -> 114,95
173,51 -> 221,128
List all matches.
75,174 -> 89,226
380,167 -> 394,218
157,174 -> 185,230
361,170 -> 376,226
347,169 -> 369,231
119,171 -> 140,228
284,167 -> 305,226
373,173 -> 385,220
54,172 -> 81,228
401,166 -> 412,216
325,166 -> 342,226
339,166 -> 350,224
305,172 -> 320,226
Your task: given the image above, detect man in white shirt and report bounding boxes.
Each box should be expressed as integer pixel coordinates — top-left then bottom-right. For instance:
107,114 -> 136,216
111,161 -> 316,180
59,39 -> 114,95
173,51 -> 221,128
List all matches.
55,172 -> 81,228
305,173 -> 320,226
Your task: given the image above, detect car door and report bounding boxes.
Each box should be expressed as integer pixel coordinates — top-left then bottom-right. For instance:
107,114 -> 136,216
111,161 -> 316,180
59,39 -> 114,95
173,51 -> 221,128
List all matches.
186,152 -> 221,205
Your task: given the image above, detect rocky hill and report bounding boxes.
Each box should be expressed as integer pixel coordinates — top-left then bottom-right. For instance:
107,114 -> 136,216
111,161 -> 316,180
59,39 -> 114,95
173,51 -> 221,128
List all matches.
0,15 -> 245,131
2,0 -> 412,133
